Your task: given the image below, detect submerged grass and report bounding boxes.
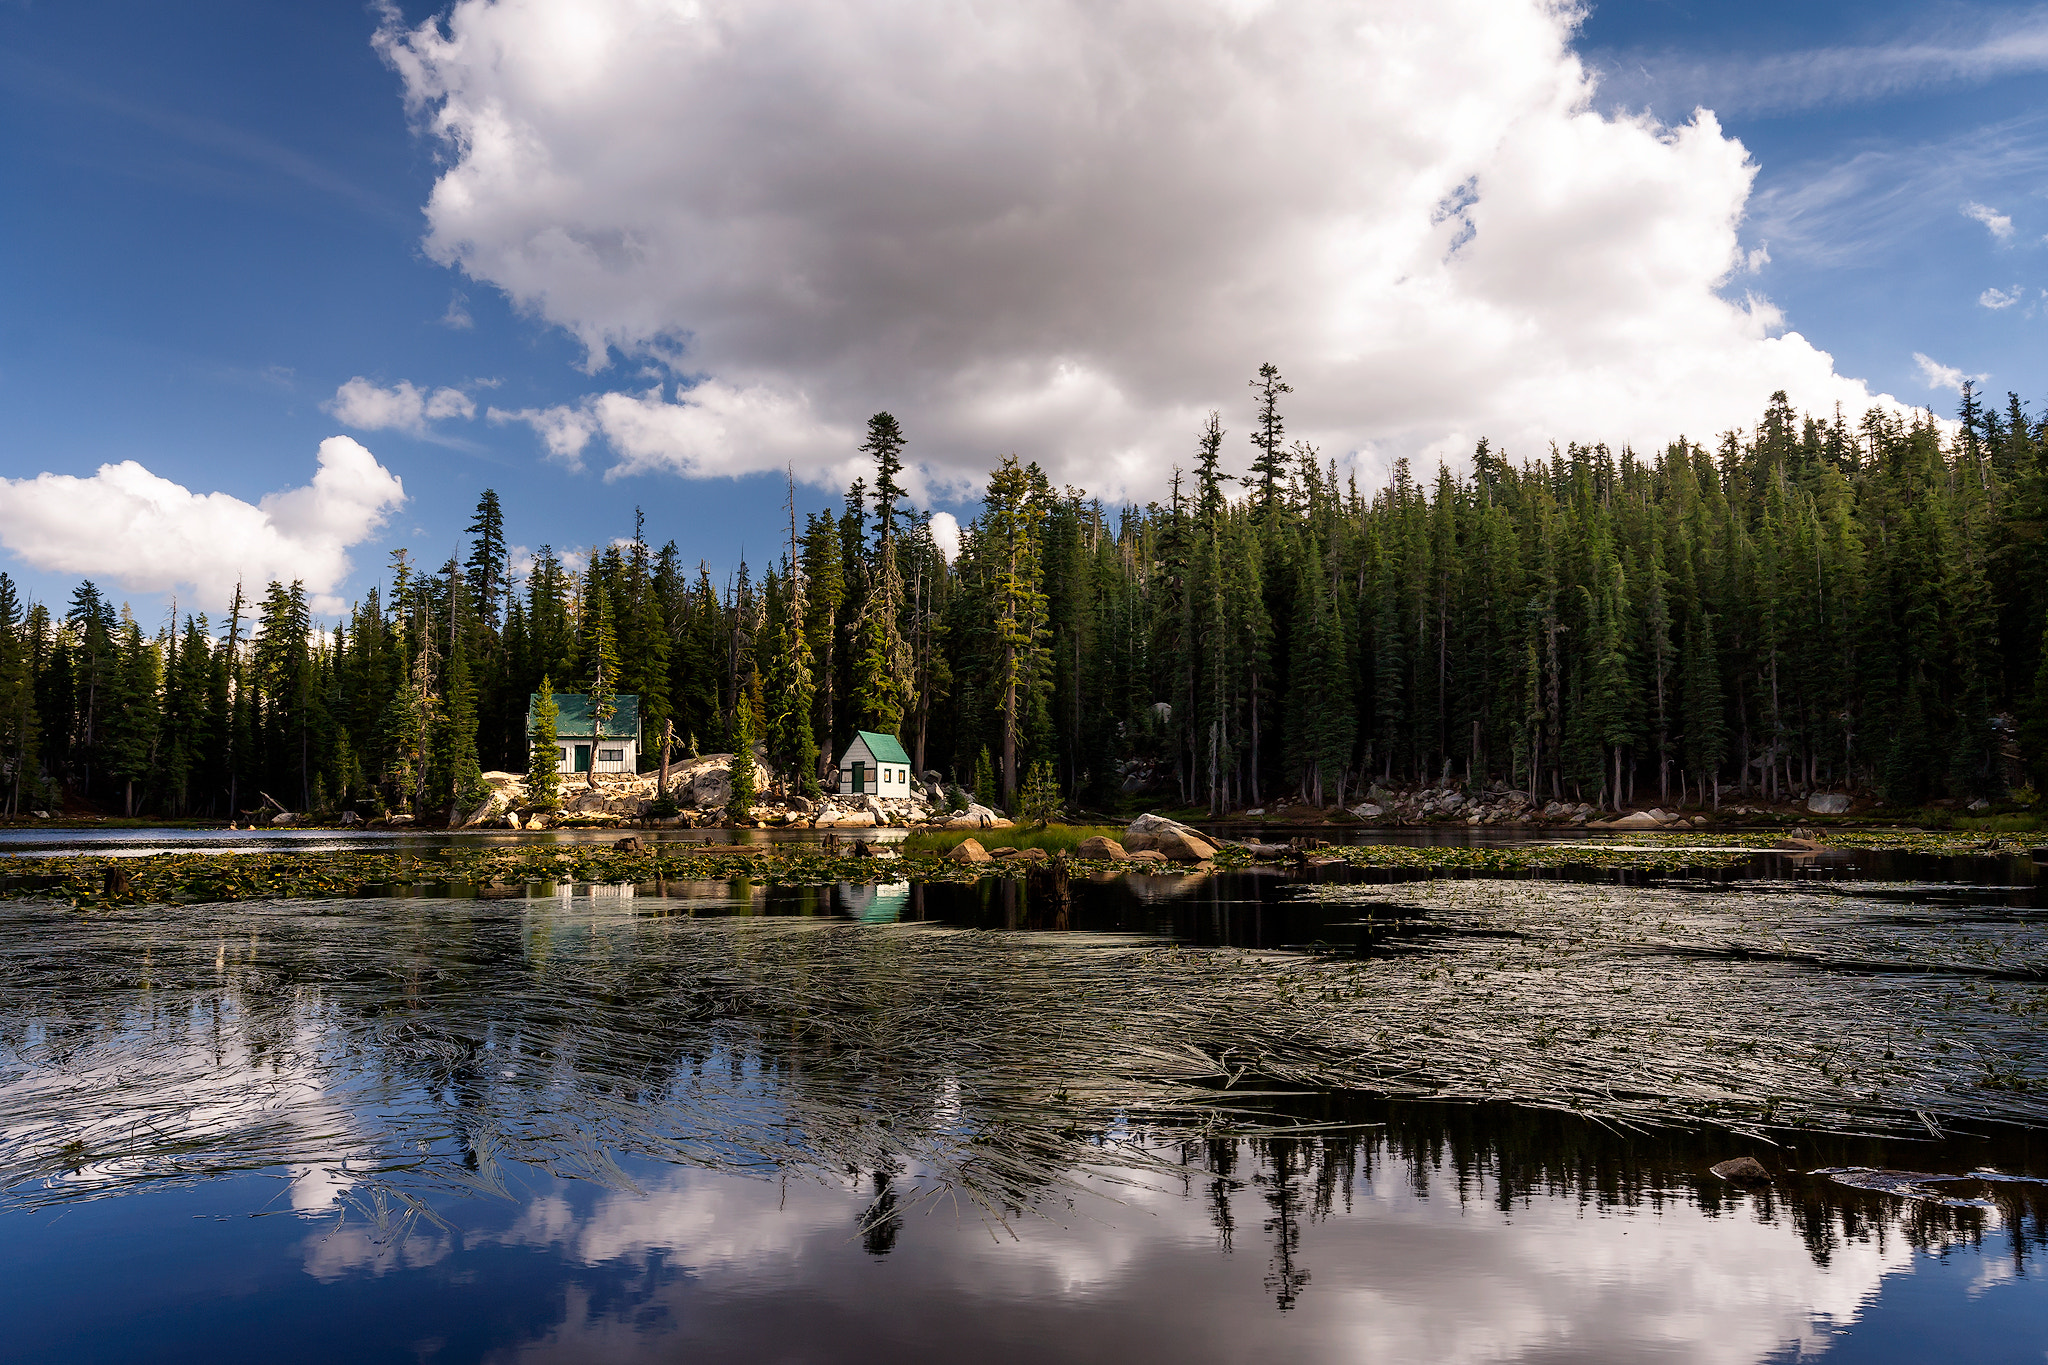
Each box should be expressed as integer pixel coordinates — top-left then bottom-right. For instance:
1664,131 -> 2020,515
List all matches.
0,823 -> 2039,910
901,825 -> 1125,854
1286,878 -> 2048,1132
4,867 -> 2047,1231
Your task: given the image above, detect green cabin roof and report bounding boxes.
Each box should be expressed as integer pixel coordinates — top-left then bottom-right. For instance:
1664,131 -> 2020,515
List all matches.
530,692 -> 640,741
852,729 -> 910,765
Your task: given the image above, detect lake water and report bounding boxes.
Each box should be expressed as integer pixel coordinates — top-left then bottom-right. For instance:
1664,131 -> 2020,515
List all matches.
3,845 -> 2046,1363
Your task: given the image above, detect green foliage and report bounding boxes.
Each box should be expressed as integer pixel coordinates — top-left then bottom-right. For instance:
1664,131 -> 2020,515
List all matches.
1247,362 -> 1293,520
2023,608 -> 2048,790
1018,759 -> 1062,826
526,677 -> 563,810
15,385 -> 2048,824
974,456 -> 1052,802
0,575 -> 41,816
579,573 -> 619,789
727,703 -> 757,821
440,572 -> 489,817
973,746 -> 996,808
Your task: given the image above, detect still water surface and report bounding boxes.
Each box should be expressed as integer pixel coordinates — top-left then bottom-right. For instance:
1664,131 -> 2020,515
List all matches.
2,851 -> 2045,1363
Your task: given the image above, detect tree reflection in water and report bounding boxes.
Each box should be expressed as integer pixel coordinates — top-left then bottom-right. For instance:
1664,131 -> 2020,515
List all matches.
3,887 -> 2048,1364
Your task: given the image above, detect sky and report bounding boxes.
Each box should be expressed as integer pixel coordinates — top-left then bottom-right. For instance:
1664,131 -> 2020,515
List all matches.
1,0 -> 2045,623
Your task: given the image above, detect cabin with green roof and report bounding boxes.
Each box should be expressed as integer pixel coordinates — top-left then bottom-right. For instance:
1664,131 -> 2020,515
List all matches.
836,730 -> 912,796
530,692 -> 641,774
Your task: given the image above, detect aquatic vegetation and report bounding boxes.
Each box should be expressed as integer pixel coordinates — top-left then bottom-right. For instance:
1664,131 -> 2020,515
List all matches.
0,845 -> 1016,908
2,822 -> 2040,910
1286,878 -> 2048,1135
4,869 -> 2048,1235
901,825 -> 1127,854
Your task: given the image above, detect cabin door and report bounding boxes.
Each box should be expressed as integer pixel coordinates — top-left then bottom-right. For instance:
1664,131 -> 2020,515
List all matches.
850,762 -> 866,793
574,745 -> 591,773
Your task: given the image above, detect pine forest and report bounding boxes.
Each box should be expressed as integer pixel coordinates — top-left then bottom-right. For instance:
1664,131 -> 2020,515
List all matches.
4,373 -> 2047,822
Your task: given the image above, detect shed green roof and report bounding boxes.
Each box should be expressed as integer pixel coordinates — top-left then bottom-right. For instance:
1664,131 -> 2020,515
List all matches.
530,692 -> 640,740
854,729 -> 911,765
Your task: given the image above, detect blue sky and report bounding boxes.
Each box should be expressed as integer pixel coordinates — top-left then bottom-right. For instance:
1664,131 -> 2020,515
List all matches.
2,0 -> 2044,623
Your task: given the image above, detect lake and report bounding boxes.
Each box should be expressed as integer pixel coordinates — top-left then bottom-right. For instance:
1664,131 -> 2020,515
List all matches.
2,841 -> 2045,1362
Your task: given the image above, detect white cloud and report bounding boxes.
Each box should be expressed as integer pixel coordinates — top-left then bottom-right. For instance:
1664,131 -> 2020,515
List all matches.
927,511 -> 960,562
1594,13 -> 2048,115
493,380 -> 858,485
488,403 -> 598,469
1913,351 -> 1988,394
0,437 -> 405,613
1979,285 -> 2023,309
325,376 -> 476,435
1964,200 -> 2016,241
440,291 -> 475,330
380,0 -> 1910,500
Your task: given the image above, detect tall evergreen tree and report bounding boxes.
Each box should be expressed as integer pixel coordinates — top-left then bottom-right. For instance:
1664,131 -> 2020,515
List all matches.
1248,363 -> 1293,521
527,675 -> 563,810
579,572 -> 619,791
0,575 -> 39,814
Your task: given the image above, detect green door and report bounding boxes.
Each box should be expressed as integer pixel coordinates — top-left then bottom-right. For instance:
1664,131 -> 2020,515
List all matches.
574,744 -> 591,773
851,762 -> 866,793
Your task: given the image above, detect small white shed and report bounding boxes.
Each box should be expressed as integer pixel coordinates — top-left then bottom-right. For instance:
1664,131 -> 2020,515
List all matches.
837,730 -> 913,796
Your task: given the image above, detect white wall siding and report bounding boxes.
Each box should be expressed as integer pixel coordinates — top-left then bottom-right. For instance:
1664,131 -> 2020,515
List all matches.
835,736 -> 910,795
555,741 -> 639,775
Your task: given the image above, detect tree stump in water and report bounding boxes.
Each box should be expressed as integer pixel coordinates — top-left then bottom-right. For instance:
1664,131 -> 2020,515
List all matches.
1026,853 -> 1071,911
102,867 -> 132,898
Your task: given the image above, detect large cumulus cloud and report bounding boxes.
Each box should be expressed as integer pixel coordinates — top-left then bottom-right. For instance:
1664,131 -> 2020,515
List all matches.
378,0 -> 1907,496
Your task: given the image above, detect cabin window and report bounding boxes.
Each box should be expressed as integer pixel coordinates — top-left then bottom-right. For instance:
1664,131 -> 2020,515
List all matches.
599,749 -> 623,763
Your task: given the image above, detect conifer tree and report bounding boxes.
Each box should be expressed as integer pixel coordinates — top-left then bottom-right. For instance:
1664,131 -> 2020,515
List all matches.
616,510 -> 673,768
580,573 -> 619,790
979,456 -> 1052,802
727,698 -> 756,821
104,617 -> 161,817
1248,364 -> 1292,522
2020,606 -> 2048,791
763,572 -> 819,798
973,744 -> 995,808
65,581 -> 117,798
851,414 -> 915,736
527,675 -> 562,810
440,572 -> 486,819
0,575 -> 39,815
463,489 -> 508,630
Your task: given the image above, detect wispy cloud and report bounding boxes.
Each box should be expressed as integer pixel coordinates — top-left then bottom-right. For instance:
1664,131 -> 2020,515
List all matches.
1914,352 -> 1989,394
1979,285 -> 2023,309
0,51 -> 405,225
1749,117 -> 2048,267
1963,200 -> 2016,241
1593,10 -> 2048,116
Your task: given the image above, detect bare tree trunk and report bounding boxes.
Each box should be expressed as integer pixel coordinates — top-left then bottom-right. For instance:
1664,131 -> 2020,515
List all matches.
658,719 -> 674,798
1001,642 -> 1017,805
